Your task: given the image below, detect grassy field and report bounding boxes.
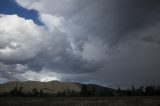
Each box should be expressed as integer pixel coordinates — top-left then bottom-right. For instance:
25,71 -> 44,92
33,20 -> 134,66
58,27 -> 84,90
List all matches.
0,96 -> 160,106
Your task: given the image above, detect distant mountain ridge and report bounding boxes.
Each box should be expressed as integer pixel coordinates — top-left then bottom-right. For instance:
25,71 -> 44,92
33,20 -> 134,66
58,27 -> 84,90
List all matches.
0,81 -> 81,94
0,81 -> 113,94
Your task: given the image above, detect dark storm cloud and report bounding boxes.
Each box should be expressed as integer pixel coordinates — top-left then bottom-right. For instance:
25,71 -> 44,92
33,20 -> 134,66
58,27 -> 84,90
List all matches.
0,62 -> 27,81
27,53 -> 98,73
69,0 -> 160,48
1,0 -> 160,86
26,38 -> 103,74
112,0 -> 160,44
142,36 -> 160,45
63,0 -> 160,86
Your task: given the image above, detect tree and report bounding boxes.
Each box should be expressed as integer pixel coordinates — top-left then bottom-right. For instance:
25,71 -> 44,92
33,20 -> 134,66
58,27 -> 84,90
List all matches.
92,86 -> 96,96
70,90 -> 80,97
56,91 -> 66,97
81,84 -> 88,96
131,85 -> 136,96
17,86 -> 23,96
40,89 -> 44,96
9,87 -> 18,96
137,86 -> 144,96
32,88 -> 39,96
117,87 -> 122,96
104,88 -> 114,96
145,86 -> 155,96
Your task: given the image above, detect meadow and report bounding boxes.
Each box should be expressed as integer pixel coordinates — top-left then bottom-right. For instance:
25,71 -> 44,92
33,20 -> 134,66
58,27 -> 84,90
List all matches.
0,96 -> 160,106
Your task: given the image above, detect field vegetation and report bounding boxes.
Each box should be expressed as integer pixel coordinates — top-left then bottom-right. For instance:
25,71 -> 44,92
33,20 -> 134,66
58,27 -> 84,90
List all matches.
0,96 -> 160,106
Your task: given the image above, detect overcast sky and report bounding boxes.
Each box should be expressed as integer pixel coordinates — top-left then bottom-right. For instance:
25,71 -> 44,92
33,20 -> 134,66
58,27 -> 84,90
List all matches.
0,0 -> 160,88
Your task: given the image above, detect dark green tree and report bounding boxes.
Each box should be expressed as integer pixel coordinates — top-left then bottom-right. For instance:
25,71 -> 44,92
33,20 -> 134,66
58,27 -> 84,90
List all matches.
81,84 -> 88,96
9,87 -> 18,96
17,86 -> 23,96
32,88 -> 39,96
40,89 -> 44,96
145,86 -> 155,96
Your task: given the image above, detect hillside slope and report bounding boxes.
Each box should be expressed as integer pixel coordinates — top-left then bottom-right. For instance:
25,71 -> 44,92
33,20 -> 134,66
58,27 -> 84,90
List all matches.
0,81 -> 115,95
0,81 -> 81,94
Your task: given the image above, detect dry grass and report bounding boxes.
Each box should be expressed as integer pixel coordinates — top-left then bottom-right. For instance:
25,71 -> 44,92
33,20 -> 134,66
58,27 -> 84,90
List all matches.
0,81 -> 81,93
0,96 -> 160,106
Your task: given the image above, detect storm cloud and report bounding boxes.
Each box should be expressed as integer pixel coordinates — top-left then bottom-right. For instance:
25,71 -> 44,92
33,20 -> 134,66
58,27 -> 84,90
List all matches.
0,0 -> 160,87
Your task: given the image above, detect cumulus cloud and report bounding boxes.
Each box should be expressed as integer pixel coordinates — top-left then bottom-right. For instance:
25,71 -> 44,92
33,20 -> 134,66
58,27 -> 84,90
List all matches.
39,14 -> 65,32
0,14 -> 101,83
0,14 -> 48,63
16,70 -> 61,82
0,14 -> 63,82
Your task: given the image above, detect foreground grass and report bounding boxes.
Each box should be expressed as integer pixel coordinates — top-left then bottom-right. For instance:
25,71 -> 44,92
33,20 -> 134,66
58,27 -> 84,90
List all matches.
0,96 -> 160,106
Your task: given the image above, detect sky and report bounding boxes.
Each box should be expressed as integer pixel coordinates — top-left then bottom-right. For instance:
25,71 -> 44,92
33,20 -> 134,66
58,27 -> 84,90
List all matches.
0,0 -> 160,88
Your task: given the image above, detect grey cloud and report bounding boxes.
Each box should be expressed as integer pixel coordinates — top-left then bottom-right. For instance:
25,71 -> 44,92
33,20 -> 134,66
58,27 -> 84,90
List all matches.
1,0 -> 160,87
0,62 -> 28,82
16,0 -> 160,47
26,42 -> 103,74
142,36 -> 160,45
69,0 -> 160,47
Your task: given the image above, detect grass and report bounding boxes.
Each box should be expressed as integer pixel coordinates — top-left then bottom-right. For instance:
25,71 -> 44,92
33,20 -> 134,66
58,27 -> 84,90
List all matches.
0,96 -> 160,106
0,97 -> 160,106
0,81 -> 81,93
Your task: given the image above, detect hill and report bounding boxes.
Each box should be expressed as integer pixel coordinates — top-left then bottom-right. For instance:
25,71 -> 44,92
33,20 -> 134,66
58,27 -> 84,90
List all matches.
0,81 -> 116,96
0,81 -> 81,94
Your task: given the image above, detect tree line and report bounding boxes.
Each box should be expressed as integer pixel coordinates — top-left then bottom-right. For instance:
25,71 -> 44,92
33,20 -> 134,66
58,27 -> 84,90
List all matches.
0,85 -> 160,97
